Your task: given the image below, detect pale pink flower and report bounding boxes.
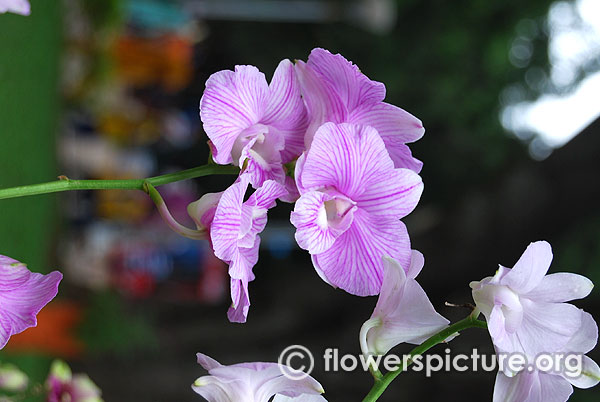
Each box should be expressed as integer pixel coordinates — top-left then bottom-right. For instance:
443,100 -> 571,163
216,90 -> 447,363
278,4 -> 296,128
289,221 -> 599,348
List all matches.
360,253 -> 449,356
46,360 -> 103,402
193,353 -> 325,402
471,241 -> 594,359
200,60 -> 307,189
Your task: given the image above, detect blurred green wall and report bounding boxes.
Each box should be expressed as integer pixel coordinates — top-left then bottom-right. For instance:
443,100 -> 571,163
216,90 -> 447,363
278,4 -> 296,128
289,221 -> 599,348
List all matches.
0,0 -> 61,272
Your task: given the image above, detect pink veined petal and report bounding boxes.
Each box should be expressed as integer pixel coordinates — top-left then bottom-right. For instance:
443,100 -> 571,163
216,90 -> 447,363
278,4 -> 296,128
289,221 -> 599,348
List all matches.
524,272 -> 594,303
515,299 -> 582,356
280,175 -> 300,203
356,167 -> 423,220
228,277 -> 251,323
311,211 -> 411,296
247,180 -> 288,210
228,238 -> 259,282
502,241 -> 553,294
0,269 -> 62,349
291,190 -> 356,255
406,250 -> 425,279
0,258 -> 31,291
300,123 -> 396,200
383,143 -> 423,173
263,59 -> 308,163
294,61 -> 347,148
211,175 -> 249,262
349,102 -> 424,143
0,0 -> 30,15
307,48 -> 386,111
294,152 -> 308,195
200,66 -> 269,164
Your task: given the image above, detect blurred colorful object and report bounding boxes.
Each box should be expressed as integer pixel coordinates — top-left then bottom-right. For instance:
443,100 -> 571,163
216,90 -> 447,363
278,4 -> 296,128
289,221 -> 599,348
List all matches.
46,359 -> 103,402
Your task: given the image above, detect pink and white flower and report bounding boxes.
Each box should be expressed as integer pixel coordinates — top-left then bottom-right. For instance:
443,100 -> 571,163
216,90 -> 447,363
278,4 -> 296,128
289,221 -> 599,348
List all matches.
193,353 -> 326,402
46,360 -> 103,402
200,60 -> 307,189
471,241 -> 594,360
360,253 -> 449,356
0,255 -> 62,349
291,122 -> 423,296
189,175 -> 286,323
296,48 -> 424,172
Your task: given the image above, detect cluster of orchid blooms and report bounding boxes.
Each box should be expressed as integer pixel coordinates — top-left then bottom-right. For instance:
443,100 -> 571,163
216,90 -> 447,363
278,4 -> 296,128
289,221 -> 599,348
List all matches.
1,3 -> 599,401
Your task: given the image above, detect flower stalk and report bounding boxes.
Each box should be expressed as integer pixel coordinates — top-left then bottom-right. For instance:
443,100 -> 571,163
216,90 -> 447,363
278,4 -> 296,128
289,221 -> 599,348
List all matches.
362,315 -> 487,402
0,164 -> 239,200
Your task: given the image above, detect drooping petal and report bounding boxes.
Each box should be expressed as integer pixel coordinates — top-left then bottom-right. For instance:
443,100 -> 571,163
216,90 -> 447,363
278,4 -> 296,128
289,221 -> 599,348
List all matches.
247,179 -> 288,211
383,143 -> 423,173
535,372 -> 574,402
0,262 -> 62,349
228,277 -> 251,323
311,211 -> 411,296
294,61 -> 346,148
299,123 -> 396,200
307,48 -> 385,111
367,257 -> 449,355
200,66 -> 269,164
211,176 -> 249,262
263,59 -> 308,163
502,241 -> 553,294
564,355 -> 600,389
524,273 -> 594,303
280,175 -> 300,203
291,190 -> 356,255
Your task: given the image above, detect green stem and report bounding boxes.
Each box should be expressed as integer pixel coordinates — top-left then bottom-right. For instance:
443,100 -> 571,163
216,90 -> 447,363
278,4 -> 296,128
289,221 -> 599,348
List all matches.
0,164 -> 239,200
362,315 -> 487,402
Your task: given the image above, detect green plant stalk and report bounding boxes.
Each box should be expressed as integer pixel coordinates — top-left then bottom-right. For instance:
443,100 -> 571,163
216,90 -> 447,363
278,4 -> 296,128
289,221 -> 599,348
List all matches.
0,165 -> 239,200
362,315 -> 487,402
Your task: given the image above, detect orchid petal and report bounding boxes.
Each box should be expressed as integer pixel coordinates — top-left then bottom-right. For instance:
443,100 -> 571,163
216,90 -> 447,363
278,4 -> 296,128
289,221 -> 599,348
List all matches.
368,257 -> 449,354
493,370 -> 536,402
406,250 -> 425,279
294,61 -> 346,148
565,355 -> 600,389
307,48 -> 385,111
0,262 -> 62,349
502,241 -> 553,294
300,123 -> 396,200
263,59 -> 308,163
187,192 -> 223,229
562,311 -> 598,355
200,66 -> 268,164
273,395 -> 328,402
0,0 -> 30,15
524,273 -> 593,303
211,176 -> 249,262
312,212 -> 411,296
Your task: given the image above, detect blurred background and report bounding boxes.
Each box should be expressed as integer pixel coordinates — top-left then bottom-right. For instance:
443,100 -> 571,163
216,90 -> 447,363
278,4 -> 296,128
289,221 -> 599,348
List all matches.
0,0 -> 599,401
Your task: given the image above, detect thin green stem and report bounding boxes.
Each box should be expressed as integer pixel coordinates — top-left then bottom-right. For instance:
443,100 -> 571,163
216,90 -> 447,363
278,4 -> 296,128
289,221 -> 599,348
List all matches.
362,315 -> 487,402
0,164 -> 239,200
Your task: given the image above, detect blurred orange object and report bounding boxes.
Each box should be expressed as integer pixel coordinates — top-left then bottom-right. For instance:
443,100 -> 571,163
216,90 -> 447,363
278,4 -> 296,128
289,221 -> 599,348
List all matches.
113,34 -> 193,92
4,301 -> 84,358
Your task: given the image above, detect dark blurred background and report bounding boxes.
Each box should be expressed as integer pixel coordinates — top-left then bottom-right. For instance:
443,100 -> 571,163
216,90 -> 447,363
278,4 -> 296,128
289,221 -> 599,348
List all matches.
0,0 -> 599,401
